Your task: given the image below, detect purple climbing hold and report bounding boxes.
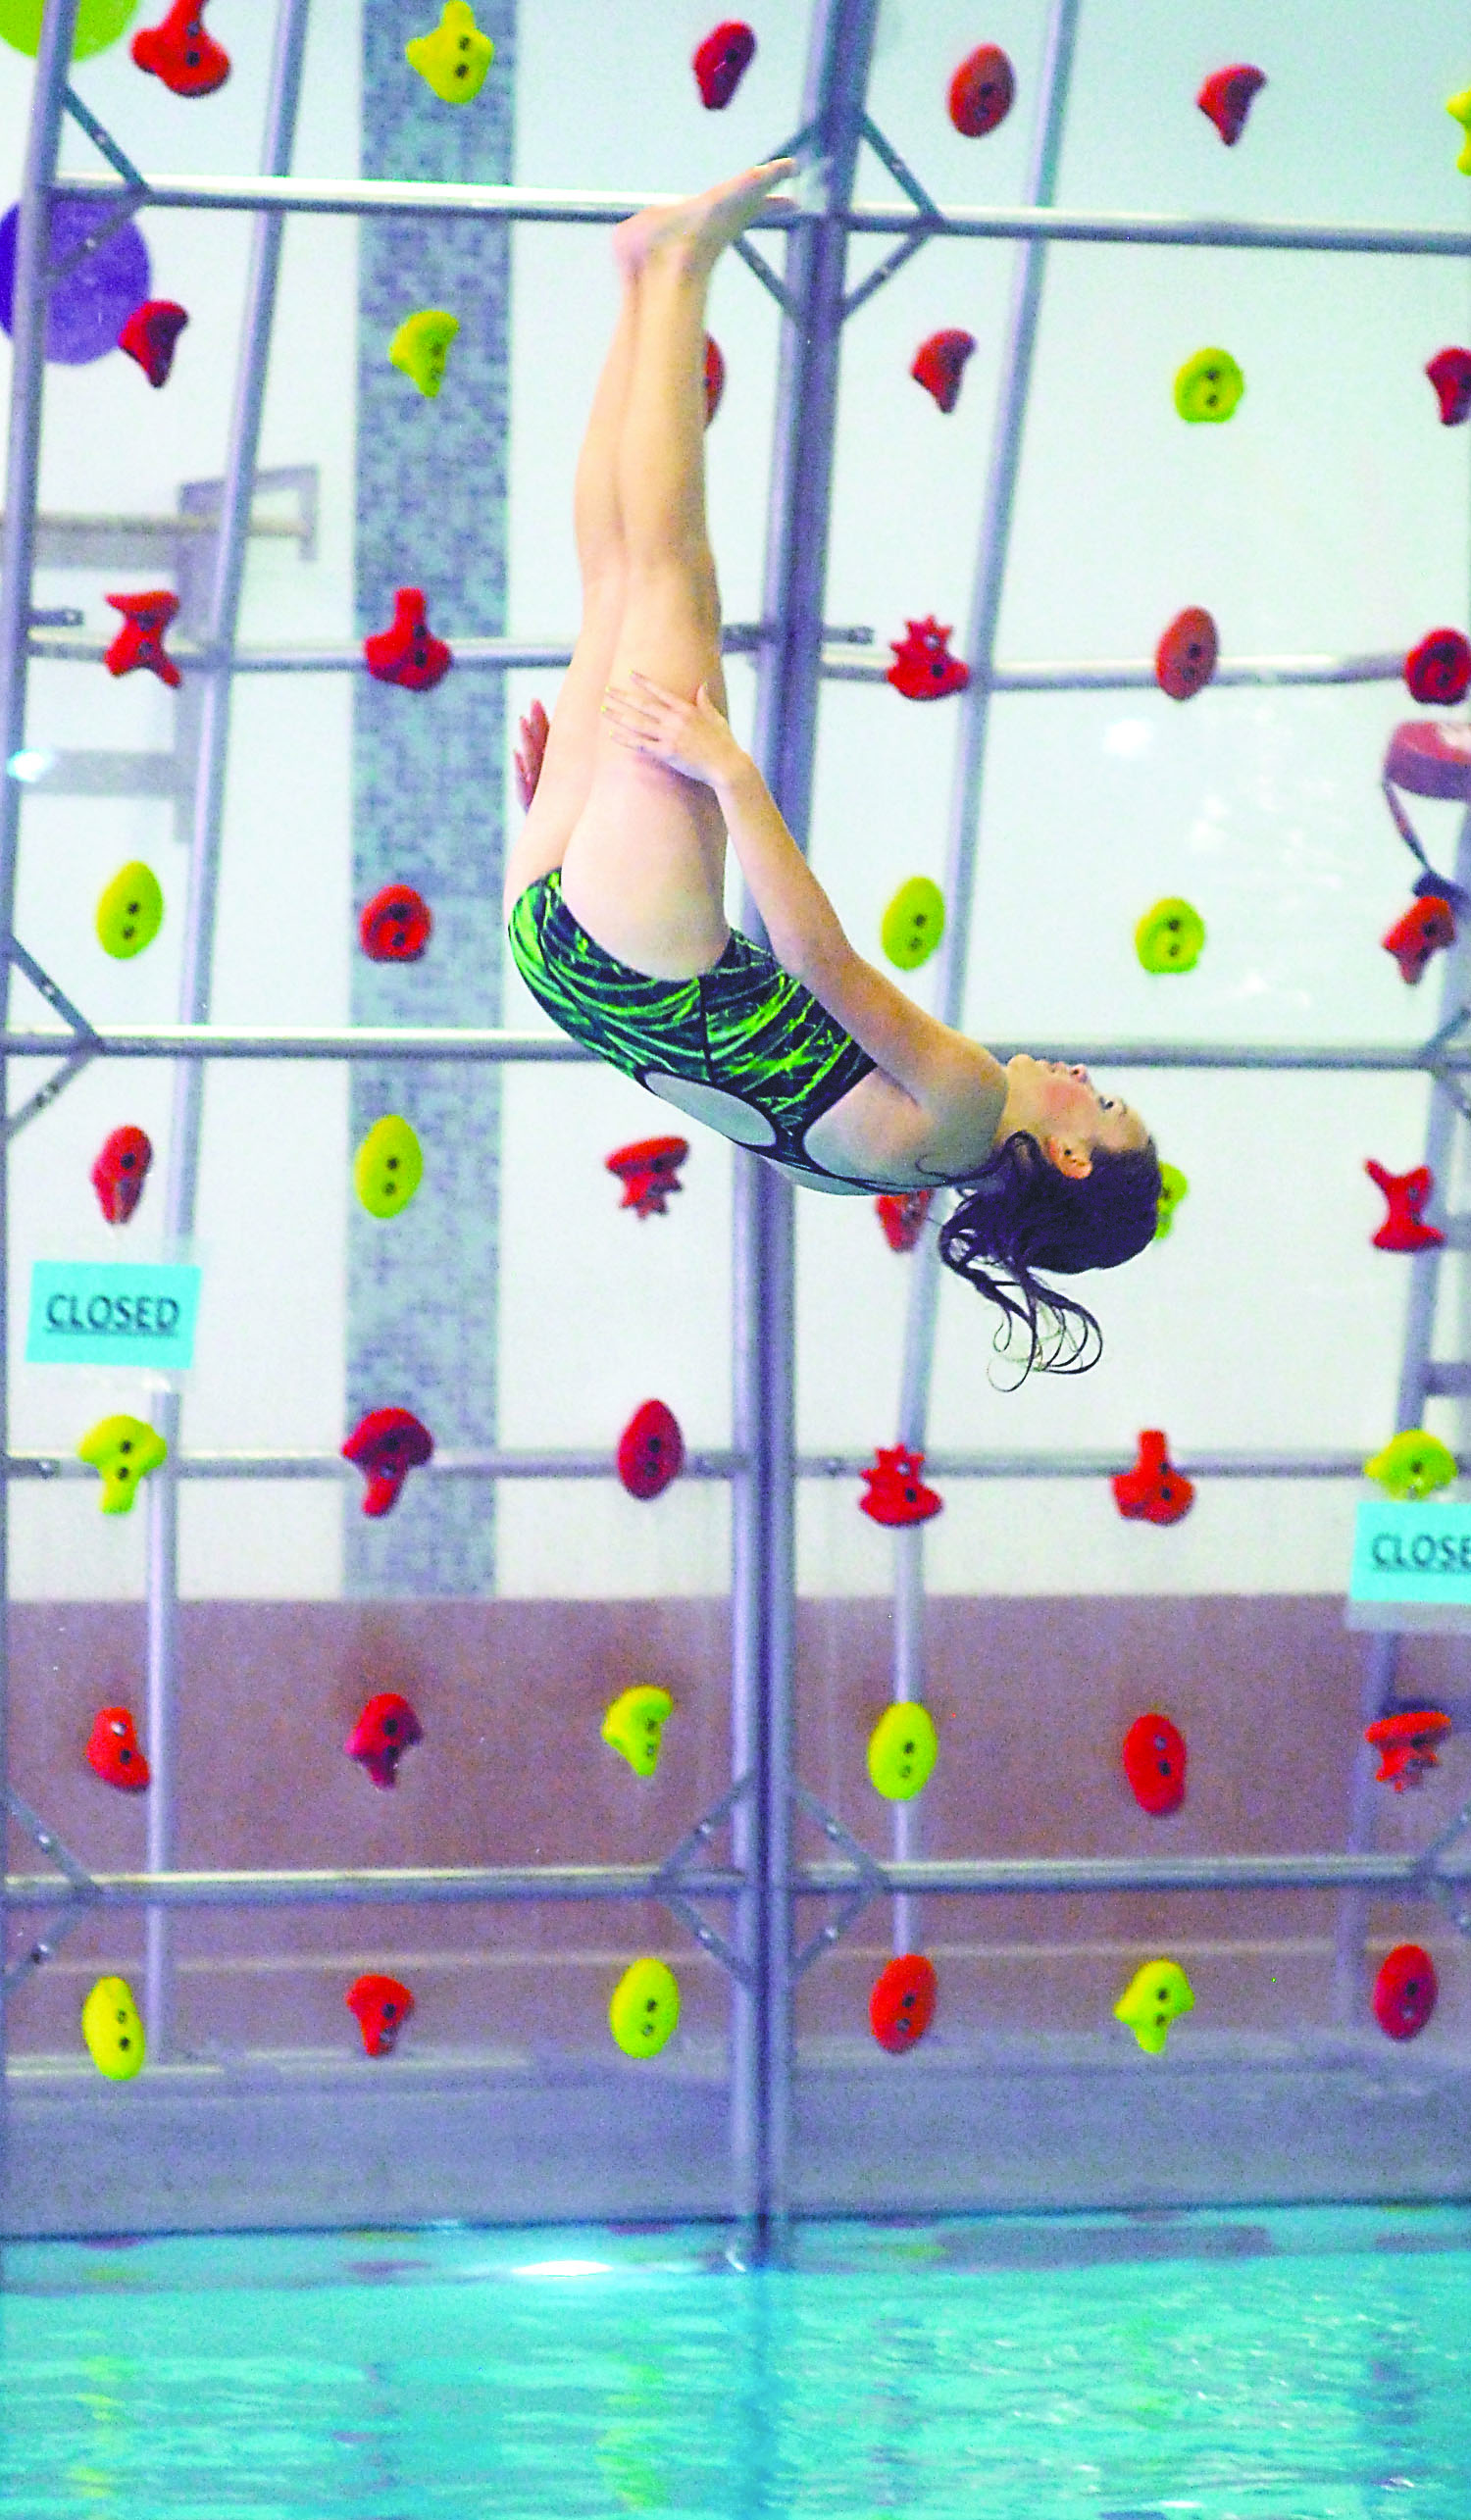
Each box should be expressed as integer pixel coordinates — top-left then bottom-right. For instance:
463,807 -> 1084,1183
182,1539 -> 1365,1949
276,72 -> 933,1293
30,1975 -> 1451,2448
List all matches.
0,198 -> 149,366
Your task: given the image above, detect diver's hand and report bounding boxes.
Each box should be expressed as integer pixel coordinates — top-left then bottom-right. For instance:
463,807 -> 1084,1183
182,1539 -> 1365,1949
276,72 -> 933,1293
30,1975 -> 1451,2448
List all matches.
601,671 -> 746,790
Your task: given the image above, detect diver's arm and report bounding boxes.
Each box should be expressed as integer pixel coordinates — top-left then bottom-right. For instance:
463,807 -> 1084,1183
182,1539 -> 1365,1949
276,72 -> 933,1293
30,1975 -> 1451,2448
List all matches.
601,672 -> 1006,1124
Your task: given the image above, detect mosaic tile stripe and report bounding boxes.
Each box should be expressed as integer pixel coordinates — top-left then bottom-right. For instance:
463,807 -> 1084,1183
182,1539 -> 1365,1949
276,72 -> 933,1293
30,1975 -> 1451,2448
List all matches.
349,0 -> 516,1594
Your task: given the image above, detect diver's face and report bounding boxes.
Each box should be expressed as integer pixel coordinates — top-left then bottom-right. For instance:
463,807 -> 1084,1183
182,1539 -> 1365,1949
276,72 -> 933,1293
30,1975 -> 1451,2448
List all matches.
1007,1054 -> 1151,1163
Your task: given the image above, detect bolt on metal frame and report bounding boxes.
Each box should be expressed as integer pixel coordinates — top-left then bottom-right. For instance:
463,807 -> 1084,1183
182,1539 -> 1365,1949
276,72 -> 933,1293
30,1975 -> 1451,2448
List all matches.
4,0 -> 1471,2257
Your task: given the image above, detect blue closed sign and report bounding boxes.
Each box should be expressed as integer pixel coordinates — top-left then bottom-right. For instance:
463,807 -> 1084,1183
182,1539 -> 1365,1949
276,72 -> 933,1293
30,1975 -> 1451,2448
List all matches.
1349,1497 -> 1471,1608
26,1262 -> 201,1369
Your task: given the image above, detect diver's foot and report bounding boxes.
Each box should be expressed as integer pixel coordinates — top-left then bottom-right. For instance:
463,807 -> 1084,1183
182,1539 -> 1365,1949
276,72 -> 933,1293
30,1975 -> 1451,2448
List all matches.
613,160 -> 795,280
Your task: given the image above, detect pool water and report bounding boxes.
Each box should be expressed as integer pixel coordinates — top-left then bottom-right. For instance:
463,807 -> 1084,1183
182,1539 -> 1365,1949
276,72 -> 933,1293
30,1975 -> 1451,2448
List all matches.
2,2204 -> 1469,2517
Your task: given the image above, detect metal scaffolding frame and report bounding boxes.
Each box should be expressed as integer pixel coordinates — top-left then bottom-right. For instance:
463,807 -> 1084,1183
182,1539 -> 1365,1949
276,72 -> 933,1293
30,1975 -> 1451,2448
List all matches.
4,0 -> 1471,2257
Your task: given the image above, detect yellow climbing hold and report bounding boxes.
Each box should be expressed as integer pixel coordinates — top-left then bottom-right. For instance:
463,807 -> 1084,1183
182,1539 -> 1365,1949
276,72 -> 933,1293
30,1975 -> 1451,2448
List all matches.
389,308 -> 460,399
601,1685 -> 674,1778
96,860 -> 163,960
81,1975 -> 146,2080
406,1 -> 493,102
1114,1957 -> 1194,2055
1173,346 -> 1244,425
1153,1162 -> 1189,1240
609,1957 -> 680,2059
77,1414 -> 168,1514
0,0 -> 136,61
1135,897 -> 1205,975
881,876 -> 945,972
867,1701 -> 938,1802
353,1116 -> 424,1220
1364,1430 -> 1457,1501
1447,88 -> 1471,176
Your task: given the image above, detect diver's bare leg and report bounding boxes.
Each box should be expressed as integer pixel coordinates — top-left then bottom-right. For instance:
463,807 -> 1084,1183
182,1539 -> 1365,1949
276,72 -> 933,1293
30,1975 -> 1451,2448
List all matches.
559,164 -> 792,977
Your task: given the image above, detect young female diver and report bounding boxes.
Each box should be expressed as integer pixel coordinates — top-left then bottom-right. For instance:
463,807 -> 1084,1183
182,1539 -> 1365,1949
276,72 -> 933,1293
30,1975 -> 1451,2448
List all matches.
504,160 -> 1162,1375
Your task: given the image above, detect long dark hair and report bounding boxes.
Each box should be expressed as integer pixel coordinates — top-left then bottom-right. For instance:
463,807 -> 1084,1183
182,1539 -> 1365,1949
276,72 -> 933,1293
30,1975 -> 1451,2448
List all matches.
937,1129 -> 1162,1380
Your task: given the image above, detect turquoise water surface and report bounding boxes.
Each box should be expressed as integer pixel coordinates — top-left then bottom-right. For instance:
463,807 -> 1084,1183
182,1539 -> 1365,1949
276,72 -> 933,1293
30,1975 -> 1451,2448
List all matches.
2,2204 -> 1469,2517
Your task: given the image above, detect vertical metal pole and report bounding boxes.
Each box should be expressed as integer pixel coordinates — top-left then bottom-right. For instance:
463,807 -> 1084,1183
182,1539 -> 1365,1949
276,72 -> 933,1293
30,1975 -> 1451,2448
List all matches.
1332,797 -> 1471,2021
729,0 -> 881,2262
142,0 -> 312,2059
0,0 -> 82,2234
888,0 -> 1083,1957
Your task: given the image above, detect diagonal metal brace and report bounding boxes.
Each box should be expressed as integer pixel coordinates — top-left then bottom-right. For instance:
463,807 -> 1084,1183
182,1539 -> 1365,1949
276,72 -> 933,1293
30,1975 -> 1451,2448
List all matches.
1412,1792 -> 1471,1937
653,1773 -> 756,1987
842,115 -> 944,320
789,1784 -> 887,1977
3,1784 -> 100,1990
63,86 -> 149,191
5,937 -> 101,1140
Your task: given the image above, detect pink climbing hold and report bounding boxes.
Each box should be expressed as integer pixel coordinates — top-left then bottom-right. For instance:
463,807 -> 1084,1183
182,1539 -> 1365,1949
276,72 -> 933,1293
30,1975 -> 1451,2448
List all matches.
364,588 -> 453,692
911,329 -> 977,415
1365,1160 -> 1444,1253
104,589 -> 181,688
1426,347 -> 1471,428
1196,64 -> 1265,146
948,44 -> 1014,138
117,298 -> 188,387
342,1408 -> 433,1517
693,21 -> 755,110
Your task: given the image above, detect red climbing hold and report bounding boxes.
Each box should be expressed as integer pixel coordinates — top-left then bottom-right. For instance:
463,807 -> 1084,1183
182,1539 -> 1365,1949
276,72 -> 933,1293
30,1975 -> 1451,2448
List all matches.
911,328 -> 977,415
1382,896 -> 1456,985
1121,1711 -> 1188,1816
887,618 -> 971,702
345,1691 -> 424,1789
1363,1709 -> 1452,1791
876,1189 -> 933,1253
342,1408 -> 433,1517
948,44 -> 1015,138
1371,1942 -> 1438,2041
104,589 -> 180,688
346,1972 -> 415,2057
1426,347 -> 1471,428
359,883 -> 432,963
870,1952 -> 938,2054
617,1399 -> 685,1500
85,1705 -> 150,1792
1404,629 -> 1471,707
117,298 -> 188,387
606,1135 -> 689,1219
704,333 -> 726,426
1365,1160 -> 1444,1253
90,1125 -> 153,1226
364,587 -> 453,692
859,1444 -> 942,1529
1112,1431 -> 1194,1526
1195,64 -> 1265,146
1154,606 -> 1219,702
692,21 -> 755,110
131,0 -> 230,96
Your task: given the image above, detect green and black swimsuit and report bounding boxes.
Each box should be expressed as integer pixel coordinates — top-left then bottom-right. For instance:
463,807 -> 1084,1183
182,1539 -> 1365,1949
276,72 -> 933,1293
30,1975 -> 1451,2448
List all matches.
508,871 -> 896,1195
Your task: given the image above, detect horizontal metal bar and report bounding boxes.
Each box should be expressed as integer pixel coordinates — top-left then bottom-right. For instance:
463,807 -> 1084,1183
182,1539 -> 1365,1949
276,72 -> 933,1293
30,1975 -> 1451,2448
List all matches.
0,1030 -> 1461,1071
13,1447 -> 742,1485
9,1846 -> 1466,1914
49,175 -> 1471,260
6,1861 -> 744,1910
822,646 -> 1407,692
25,634 -> 1407,694
23,623 -> 858,676
800,1851 -> 1471,1896
1423,1364 -> 1471,1397
1,1448 -> 1373,1487
799,1450 -> 1369,1481
0,1027 -> 595,1060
